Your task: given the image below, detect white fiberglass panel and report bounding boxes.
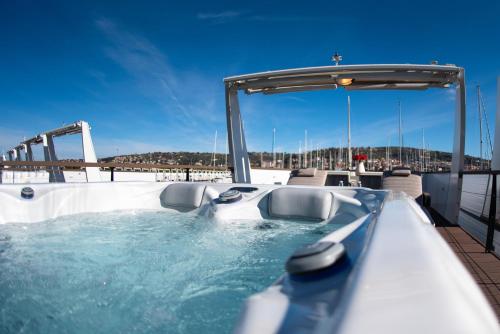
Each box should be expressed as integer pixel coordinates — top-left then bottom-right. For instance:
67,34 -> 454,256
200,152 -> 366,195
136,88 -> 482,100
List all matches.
332,198 -> 499,334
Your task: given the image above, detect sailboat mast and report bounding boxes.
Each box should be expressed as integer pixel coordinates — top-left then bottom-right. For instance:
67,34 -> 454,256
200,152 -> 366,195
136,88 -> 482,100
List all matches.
225,134 -> 228,168
310,140 -> 313,168
304,130 -> 308,168
298,141 -> 302,169
339,137 -> 343,170
369,147 -> 372,171
347,96 -> 352,170
421,129 -> 425,172
316,145 -> 319,169
478,85 -> 484,170
212,130 -> 217,168
387,136 -> 391,170
398,101 -> 402,165
272,128 -> 276,168
386,141 -> 388,169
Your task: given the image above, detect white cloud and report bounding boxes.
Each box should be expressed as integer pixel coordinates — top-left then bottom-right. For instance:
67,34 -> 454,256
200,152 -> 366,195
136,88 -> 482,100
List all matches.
94,18 -> 224,151
196,11 -> 334,24
196,11 -> 243,21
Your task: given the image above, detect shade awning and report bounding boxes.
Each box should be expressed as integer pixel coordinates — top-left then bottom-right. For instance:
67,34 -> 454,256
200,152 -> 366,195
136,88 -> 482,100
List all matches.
224,64 -> 461,94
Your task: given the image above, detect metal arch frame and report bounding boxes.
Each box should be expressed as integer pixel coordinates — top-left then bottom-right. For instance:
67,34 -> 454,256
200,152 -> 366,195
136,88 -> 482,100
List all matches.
225,83 -> 251,183
224,63 -> 466,223
6,120 -> 102,183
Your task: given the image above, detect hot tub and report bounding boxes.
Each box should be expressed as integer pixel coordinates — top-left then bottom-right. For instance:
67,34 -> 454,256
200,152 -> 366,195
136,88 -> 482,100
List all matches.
0,182 -> 497,334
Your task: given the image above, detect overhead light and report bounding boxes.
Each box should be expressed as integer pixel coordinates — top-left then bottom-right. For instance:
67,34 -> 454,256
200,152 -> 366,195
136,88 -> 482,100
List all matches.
337,78 -> 353,86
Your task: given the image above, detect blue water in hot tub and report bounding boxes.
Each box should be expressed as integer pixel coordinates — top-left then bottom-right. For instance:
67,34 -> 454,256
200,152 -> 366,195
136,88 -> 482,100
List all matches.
0,211 -> 342,333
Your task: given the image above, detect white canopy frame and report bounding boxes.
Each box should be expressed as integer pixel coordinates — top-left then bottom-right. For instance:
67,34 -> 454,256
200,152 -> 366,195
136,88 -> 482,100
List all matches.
224,64 -> 465,222
7,120 -> 102,182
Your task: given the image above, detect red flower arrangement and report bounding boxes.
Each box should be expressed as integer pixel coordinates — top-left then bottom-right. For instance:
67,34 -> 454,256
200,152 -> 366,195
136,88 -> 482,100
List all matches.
353,154 -> 368,161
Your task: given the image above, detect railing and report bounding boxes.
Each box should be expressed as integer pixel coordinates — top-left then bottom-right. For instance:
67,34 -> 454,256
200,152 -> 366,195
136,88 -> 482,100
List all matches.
423,169 -> 498,253
0,161 -> 228,182
486,172 -> 497,252
459,170 -> 499,251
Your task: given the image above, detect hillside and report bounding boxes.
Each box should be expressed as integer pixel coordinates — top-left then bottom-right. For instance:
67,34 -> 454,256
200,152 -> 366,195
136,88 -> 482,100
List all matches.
98,146 -> 486,171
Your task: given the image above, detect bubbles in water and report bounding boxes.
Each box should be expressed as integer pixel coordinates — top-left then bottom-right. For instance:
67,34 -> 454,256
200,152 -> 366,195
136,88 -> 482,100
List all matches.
0,211 -> 342,334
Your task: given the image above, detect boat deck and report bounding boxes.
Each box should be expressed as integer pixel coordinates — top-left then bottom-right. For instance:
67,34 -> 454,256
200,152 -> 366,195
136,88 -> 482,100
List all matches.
437,226 -> 500,320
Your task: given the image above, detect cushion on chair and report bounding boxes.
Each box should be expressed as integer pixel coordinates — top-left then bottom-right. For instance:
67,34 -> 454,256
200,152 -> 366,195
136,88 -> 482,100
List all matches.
297,168 -> 317,177
287,170 -> 328,186
392,169 -> 411,176
268,187 -> 333,220
383,174 -> 422,199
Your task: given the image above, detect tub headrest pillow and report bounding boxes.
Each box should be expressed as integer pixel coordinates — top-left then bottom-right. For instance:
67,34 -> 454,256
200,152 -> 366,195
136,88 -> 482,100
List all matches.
161,183 -> 207,209
268,187 -> 333,220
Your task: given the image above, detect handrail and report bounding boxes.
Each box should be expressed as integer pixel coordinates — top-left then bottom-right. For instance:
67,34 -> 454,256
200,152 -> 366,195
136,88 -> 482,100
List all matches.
0,160 -> 228,171
462,170 -> 500,176
486,173 -> 497,252
250,167 -> 292,171
0,160 -> 229,182
425,169 -> 498,252
422,170 -> 500,176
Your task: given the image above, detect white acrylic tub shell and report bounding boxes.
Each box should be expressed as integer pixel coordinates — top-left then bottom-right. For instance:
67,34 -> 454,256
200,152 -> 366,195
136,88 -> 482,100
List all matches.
0,181 -> 497,334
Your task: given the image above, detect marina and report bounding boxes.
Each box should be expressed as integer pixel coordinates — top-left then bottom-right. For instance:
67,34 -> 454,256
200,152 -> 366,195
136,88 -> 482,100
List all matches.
1,2 -> 499,333
1,62 -> 499,333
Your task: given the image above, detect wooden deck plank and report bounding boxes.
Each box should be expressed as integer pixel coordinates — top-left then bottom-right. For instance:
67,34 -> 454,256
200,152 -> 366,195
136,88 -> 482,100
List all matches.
436,226 -> 500,321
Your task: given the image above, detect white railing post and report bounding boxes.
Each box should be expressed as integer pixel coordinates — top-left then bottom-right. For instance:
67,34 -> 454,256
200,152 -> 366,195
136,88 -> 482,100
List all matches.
80,121 -> 102,182
42,134 -> 65,183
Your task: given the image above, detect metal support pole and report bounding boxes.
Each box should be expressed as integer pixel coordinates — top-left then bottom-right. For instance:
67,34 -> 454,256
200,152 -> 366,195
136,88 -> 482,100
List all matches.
486,172 -> 496,252
225,84 -> 251,183
110,167 -> 115,182
445,68 -> 466,224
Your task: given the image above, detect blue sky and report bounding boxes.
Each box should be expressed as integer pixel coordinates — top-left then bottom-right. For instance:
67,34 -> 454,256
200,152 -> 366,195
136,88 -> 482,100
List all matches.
1,0 -> 499,159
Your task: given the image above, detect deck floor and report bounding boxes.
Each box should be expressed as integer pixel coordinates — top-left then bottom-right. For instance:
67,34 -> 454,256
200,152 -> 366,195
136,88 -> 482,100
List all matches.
437,226 -> 500,320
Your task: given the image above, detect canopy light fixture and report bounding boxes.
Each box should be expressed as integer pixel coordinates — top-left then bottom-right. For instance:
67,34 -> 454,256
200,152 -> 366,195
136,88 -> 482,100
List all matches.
337,78 -> 353,86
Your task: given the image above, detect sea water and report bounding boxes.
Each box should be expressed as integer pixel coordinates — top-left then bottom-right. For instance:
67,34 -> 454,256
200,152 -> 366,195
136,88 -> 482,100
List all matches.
0,211 -> 342,333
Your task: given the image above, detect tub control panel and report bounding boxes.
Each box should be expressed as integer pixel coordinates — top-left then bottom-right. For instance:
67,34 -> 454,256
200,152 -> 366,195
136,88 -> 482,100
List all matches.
218,189 -> 243,203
